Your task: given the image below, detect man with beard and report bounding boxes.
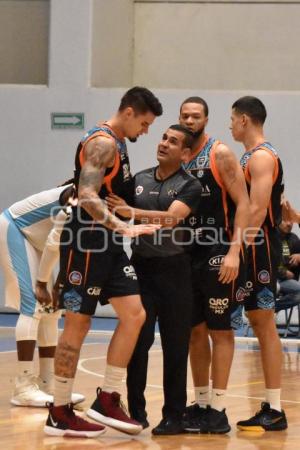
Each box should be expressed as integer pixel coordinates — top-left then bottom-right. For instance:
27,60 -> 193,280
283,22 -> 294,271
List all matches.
231,96 -> 287,431
179,97 -> 249,433
43,87 -> 163,438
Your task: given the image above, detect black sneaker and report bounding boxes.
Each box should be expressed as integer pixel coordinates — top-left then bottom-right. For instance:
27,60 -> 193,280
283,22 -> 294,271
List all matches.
130,409 -> 149,429
152,417 -> 184,435
199,406 -> 231,434
237,402 -> 288,431
183,404 -> 207,432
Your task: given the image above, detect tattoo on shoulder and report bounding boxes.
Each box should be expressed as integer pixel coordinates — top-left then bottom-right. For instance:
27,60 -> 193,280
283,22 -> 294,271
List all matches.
216,149 -> 237,186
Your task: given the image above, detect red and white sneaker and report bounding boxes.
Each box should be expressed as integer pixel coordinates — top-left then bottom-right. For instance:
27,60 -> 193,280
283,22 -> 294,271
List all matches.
86,388 -> 143,435
44,403 -> 106,438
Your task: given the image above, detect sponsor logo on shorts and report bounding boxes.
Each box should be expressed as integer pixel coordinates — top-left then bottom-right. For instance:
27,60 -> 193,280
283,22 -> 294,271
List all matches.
236,287 -> 246,302
209,297 -> 229,315
69,271 -> 82,285
197,170 -> 204,178
135,186 -> 143,196
258,270 -> 270,284
208,255 -> 225,268
87,287 -> 101,296
123,265 -> 137,280
63,289 -> 82,312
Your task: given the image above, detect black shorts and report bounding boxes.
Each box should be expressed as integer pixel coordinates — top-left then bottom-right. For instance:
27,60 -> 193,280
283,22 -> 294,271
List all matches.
191,243 -> 247,330
59,247 -> 140,315
244,227 -> 281,311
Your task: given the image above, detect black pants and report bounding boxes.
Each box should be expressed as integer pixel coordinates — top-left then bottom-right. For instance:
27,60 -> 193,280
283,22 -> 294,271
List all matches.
127,253 -> 193,421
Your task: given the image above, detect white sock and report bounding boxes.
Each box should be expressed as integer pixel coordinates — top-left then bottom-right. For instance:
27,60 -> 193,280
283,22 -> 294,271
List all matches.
18,360 -> 34,378
102,364 -> 126,393
39,357 -> 54,386
54,375 -> 74,406
211,388 -> 226,412
194,385 -> 210,408
265,388 -> 281,412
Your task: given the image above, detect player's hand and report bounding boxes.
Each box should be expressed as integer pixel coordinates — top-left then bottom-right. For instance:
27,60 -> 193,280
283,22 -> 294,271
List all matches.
106,194 -> 132,218
289,254 -> 300,266
119,223 -> 161,238
218,252 -> 240,284
35,281 -> 52,307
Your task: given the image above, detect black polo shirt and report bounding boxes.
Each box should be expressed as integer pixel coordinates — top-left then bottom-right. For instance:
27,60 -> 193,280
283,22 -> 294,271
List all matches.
131,167 -> 201,258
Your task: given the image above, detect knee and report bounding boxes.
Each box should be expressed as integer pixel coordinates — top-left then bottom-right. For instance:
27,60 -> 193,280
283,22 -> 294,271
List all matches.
209,329 -> 234,346
63,312 -> 91,340
190,323 -> 208,347
121,304 -> 146,330
16,314 -> 39,341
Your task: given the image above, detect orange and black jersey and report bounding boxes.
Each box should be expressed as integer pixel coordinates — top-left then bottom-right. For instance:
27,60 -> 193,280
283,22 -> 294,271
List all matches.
74,124 -> 133,201
182,135 -> 236,234
66,124 -> 133,252
240,142 -> 284,229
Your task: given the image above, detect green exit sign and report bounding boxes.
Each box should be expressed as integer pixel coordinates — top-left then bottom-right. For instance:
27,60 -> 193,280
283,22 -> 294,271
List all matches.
51,113 -> 84,129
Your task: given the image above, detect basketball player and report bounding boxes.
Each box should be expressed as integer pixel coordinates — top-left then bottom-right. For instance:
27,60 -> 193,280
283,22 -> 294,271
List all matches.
179,97 -> 249,433
0,185 -> 84,407
43,87 -> 163,438
231,96 -> 287,431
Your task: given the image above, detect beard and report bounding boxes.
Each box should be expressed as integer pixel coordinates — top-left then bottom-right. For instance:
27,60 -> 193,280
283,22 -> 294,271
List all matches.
191,125 -> 205,139
128,137 -> 137,143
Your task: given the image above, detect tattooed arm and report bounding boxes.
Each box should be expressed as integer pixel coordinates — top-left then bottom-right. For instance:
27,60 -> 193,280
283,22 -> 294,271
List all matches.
215,144 -> 250,283
78,136 -> 160,237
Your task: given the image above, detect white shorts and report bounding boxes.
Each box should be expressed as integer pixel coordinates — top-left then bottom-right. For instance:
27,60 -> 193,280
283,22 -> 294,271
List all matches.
0,210 -> 53,318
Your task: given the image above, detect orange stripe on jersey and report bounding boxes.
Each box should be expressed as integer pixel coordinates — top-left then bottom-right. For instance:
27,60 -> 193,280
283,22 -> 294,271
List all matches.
210,142 -> 229,229
260,146 -> 279,227
83,251 -> 91,287
104,151 -> 120,193
251,244 -> 257,282
79,131 -> 114,168
66,249 -> 74,278
263,226 -> 272,277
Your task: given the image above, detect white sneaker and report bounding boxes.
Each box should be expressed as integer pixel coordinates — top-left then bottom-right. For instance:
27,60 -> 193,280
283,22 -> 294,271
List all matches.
11,376 -> 53,407
36,376 -> 85,405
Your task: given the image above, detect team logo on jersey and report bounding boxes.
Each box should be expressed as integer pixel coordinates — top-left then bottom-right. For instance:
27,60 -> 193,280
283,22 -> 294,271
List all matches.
123,265 -> 137,280
122,164 -> 131,181
197,170 -> 204,178
135,186 -> 143,196
209,255 -> 225,268
167,189 -> 177,197
87,286 -> 101,296
236,287 -> 246,302
69,271 -> 82,285
201,185 -> 211,196
258,270 -> 270,284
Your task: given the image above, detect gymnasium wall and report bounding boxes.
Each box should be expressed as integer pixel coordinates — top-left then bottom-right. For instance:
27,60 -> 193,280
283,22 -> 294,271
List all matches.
0,0 -> 299,315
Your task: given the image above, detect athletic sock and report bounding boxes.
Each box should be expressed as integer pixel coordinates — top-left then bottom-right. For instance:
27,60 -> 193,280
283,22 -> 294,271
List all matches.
195,385 -> 210,408
211,388 -> 226,412
54,375 -> 74,406
265,388 -> 281,412
102,364 -> 126,393
39,357 -> 54,386
17,360 -> 34,378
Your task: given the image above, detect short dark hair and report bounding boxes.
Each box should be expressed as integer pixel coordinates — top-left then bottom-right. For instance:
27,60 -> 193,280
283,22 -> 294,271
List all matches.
119,86 -> 163,116
169,124 -> 195,149
232,96 -> 267,125
180,96 -> 209,117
